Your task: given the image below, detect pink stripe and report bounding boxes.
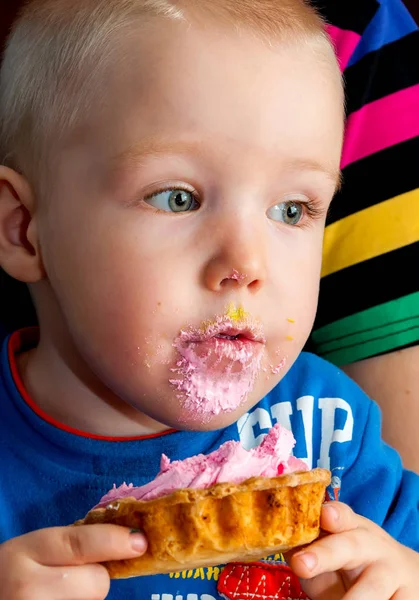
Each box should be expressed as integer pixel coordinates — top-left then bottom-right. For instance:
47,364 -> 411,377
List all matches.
341,84 -> 419,169
326,25 -> 360,72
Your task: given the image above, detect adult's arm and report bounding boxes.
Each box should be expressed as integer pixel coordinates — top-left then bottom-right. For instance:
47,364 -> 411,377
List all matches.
344,348 -> 419,472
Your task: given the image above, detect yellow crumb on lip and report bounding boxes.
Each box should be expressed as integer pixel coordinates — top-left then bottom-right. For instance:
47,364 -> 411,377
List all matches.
287,318 -> 295,323
226,303 -> 249,322
200,303 -> 250,333
286,335 -> 294,341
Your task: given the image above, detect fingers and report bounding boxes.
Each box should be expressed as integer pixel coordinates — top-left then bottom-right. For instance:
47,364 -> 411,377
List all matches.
288,504 -> 416,600
289,503 -> 367,580
290,527 -> 385,579
0,526 -> 145,599
338,562 -> 397,600
298,571 -> 346,600
320,502 -> 379,535
12,564 -> 111,600
9,524 -> 147,567
53,565 -> 110,600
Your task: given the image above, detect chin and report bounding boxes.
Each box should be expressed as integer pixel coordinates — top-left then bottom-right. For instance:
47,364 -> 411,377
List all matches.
149,411 -> 237,433
157,398 -> 260,433
143,379 -> 277,433
178,415 -> 239,432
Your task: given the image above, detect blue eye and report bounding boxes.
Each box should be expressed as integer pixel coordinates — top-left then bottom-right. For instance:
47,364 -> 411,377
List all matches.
145,189 -> 200,213
267,201 -> 303,225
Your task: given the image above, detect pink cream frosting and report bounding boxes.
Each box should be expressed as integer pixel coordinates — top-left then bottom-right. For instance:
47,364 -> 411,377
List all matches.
169,315 -> 265,420
95,424 -> 308,508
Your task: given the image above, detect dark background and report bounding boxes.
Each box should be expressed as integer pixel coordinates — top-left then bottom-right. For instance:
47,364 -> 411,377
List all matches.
1,0 -> 419,50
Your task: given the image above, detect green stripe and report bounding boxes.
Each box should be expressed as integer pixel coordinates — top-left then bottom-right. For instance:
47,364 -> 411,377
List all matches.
312,292 -> 419,365
316,325 -> 419,365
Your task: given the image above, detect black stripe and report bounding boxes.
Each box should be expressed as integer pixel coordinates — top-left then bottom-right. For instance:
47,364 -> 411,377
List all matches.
327,136 -> 419,225
313,242 -> 419,329
311,0 -> 379,36
344,31 -> 419,116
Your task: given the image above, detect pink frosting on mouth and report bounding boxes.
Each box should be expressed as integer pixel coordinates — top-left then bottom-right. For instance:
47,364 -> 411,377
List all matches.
94,424 -> 308,507
169,316 -> 265,420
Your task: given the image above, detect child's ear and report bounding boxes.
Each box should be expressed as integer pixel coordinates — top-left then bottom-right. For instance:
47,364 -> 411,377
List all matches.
0,166 -> 45,283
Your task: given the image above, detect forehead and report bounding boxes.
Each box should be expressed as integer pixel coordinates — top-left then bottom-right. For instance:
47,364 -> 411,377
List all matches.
76,18 -> 343,174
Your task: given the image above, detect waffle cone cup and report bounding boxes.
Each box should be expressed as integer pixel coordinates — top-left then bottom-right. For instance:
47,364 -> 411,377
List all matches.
77,468 -> 330,578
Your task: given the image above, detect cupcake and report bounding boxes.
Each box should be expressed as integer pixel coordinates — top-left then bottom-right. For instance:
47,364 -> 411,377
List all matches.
78,424 -> 330,578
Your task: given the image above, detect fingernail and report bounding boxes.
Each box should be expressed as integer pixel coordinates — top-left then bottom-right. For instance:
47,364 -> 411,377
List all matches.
323,502 -> 339,522
295,551 -> 317,572
130,530 -> 147,553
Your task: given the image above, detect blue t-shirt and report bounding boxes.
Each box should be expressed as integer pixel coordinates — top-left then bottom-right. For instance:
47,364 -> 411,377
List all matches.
1,330 -> 419,600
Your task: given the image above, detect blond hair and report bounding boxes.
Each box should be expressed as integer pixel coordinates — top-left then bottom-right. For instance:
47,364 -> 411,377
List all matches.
0,0 -> 333,189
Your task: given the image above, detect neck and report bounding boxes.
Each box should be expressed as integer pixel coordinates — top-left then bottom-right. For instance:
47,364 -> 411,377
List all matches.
16,329 -> 169,438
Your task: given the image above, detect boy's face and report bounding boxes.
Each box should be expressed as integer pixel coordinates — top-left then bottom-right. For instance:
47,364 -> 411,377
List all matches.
35,20 -> 343,431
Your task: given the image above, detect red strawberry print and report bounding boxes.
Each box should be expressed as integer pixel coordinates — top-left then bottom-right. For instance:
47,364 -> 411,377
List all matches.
218,562 -> 309,600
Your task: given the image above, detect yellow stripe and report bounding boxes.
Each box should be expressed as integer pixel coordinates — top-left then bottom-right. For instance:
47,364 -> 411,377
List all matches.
322,188 -> 419,278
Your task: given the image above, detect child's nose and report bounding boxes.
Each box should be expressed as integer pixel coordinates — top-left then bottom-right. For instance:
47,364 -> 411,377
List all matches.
202,228 -> 267,294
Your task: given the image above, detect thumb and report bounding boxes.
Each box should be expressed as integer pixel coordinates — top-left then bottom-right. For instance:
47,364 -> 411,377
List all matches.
320,502 -> 386,538
11,524 -> 147,567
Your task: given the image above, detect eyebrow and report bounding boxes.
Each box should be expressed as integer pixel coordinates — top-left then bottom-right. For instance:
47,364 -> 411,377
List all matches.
112,138 -> 205,166
281,158 -> 343,192
113,138 -> 343,191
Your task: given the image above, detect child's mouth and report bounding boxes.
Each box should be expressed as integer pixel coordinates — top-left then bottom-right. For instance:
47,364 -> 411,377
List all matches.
169,314 -> 265,420
214,332 -> 259,342
178,323 -> 265,363
182,321 -> 266,345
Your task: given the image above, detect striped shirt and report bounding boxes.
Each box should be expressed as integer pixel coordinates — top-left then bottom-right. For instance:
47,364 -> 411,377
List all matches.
309,0 -> 419,365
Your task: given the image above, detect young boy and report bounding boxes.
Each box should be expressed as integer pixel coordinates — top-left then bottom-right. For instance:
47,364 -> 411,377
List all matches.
0,0 -> 418,599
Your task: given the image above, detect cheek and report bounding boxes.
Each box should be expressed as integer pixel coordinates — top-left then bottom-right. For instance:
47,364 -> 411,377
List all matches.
289,265 -> 321,326
41,204 -> 203,380
270,233 -> 323,339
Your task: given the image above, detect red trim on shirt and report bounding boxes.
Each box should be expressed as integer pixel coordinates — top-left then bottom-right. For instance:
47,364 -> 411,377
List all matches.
7,329 -> 177,442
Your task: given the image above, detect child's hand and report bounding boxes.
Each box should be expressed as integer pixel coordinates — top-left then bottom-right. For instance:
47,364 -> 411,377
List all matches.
0,524 -> 147,599
289,502 -> 418,599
